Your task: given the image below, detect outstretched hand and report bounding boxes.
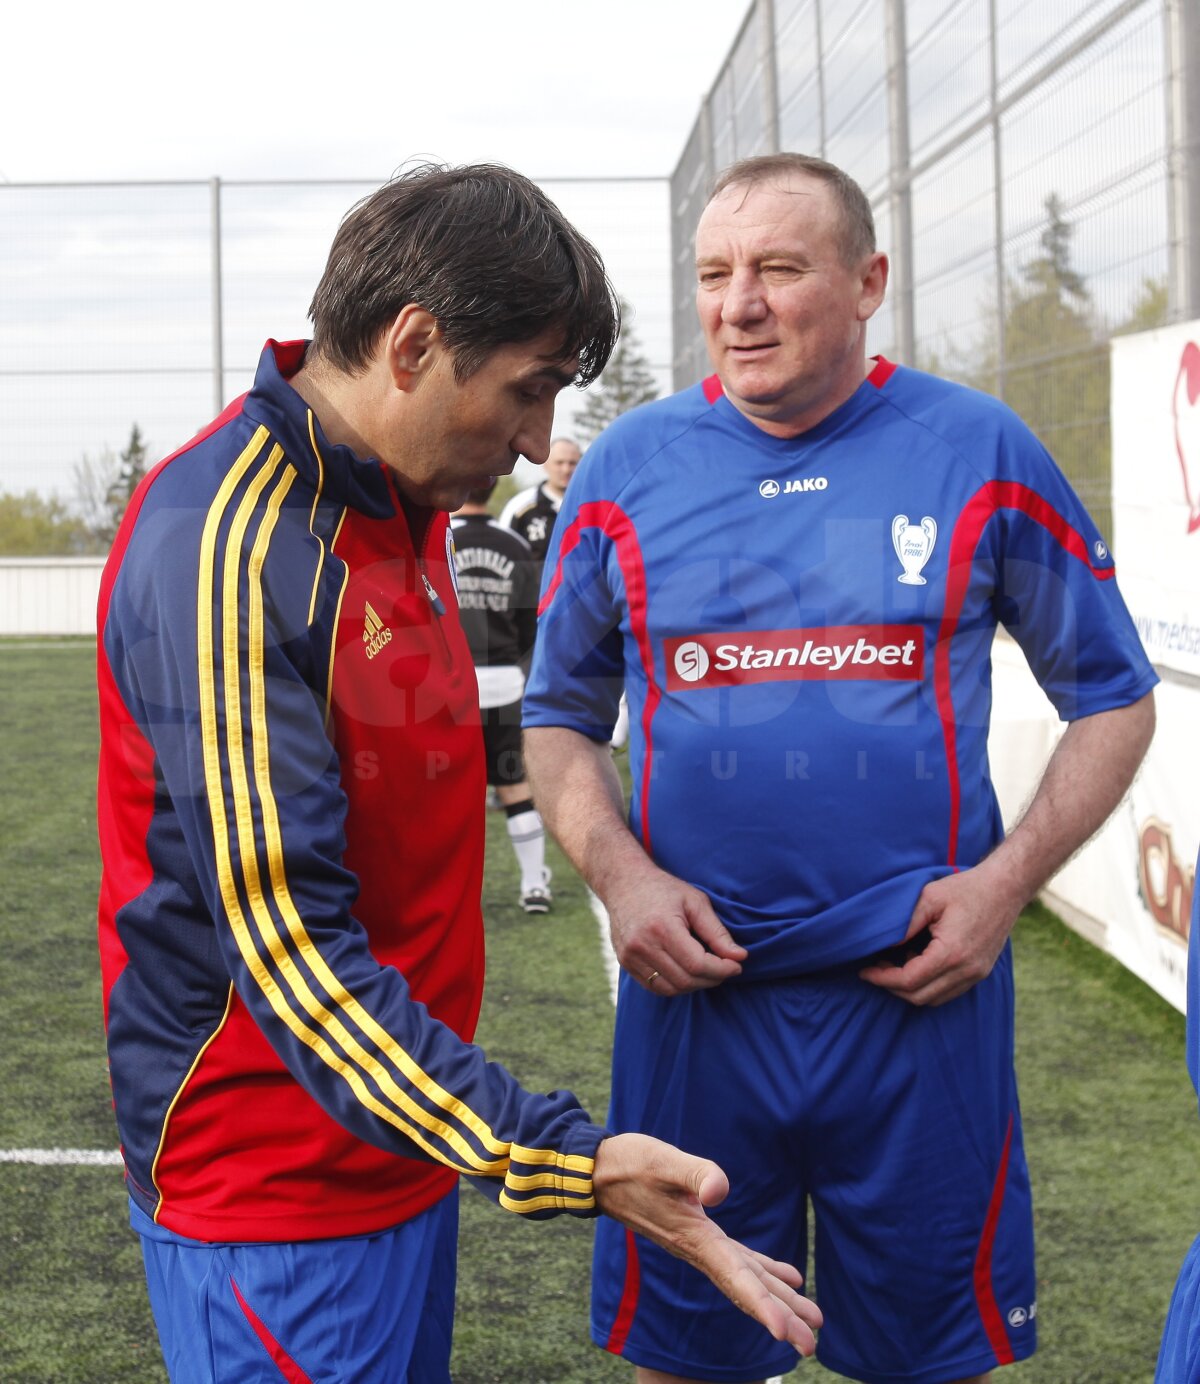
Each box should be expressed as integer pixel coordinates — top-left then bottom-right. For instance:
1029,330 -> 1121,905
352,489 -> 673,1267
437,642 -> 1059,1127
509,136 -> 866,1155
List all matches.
593,1132 -> 822,1355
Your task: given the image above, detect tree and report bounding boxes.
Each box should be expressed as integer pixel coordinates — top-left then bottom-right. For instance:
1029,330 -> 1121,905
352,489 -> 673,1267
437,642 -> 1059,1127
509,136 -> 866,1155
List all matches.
72,446 -> 122,543
1115,276 -> 1169,338
574,299 -> 659,443
0,490 -> 92,555
968,194 -> 1112,536
105,423 -> 149,534
71,422 -> 150,548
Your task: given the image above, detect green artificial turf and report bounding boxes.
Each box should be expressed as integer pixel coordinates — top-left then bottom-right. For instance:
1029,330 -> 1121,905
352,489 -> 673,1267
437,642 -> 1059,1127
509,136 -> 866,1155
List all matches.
1,637 -> 1197,1382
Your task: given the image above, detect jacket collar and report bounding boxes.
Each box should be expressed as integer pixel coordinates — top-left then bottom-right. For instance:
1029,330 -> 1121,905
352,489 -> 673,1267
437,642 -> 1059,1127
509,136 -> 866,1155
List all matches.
241,340 -> 397,518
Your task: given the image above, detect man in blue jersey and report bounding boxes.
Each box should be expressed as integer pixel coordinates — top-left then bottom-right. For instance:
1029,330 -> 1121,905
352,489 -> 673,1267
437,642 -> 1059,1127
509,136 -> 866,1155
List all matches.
524,152 -> 1157,1384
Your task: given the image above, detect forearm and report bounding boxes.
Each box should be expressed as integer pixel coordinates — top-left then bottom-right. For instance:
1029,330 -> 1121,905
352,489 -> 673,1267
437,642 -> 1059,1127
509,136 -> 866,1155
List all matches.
985,690 -> 1156,908
524,724 -> 657,901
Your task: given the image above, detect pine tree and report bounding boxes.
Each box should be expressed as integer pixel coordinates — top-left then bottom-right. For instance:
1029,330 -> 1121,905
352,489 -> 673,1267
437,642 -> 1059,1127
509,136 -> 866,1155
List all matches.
103,423 -> 150,540
574,300 -> 659,443
969,196 -> 1111,535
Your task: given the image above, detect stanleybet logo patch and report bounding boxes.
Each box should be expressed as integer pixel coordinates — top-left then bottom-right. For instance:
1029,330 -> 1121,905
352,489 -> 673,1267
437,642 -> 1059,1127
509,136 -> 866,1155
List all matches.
673,641 -> 711,683
665,625 -> 924,691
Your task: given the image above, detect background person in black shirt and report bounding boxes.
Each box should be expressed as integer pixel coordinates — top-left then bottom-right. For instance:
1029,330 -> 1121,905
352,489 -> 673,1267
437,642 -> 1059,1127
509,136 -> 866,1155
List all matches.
497,436 -> 581,568
452,483 -> 552,912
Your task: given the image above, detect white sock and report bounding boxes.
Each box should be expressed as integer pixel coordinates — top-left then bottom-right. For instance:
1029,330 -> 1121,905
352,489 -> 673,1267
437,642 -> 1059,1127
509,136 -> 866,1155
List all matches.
505,807 -> 546,893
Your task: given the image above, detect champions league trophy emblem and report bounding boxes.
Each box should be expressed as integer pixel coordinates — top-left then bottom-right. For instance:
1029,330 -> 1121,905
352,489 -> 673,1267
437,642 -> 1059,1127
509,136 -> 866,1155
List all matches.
892,514 -> 937,585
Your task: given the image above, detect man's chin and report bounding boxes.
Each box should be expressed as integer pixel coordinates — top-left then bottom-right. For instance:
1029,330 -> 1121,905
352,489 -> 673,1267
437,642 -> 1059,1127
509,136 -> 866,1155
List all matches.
723,375 -> 787,409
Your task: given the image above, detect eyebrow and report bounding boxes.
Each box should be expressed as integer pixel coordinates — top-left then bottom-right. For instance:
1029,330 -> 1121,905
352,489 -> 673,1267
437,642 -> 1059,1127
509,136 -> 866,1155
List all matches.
527,363 -> 578,389
695,248 -> 810,267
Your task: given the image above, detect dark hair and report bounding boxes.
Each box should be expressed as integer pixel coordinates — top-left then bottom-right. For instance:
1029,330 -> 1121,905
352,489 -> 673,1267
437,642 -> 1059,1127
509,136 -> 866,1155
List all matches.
308,163 -> 620,385
462,481 -> 497,506
709,153 -> 876,266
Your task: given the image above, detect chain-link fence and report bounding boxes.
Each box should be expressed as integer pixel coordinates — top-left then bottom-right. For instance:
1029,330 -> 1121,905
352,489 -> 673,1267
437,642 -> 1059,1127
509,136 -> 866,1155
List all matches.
670,0 -> 1200,541
0,176 -> 670,506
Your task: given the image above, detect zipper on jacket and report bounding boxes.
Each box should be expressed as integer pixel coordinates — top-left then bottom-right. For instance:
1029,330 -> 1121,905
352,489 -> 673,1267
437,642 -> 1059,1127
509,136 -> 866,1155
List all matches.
411,507 -> 454,665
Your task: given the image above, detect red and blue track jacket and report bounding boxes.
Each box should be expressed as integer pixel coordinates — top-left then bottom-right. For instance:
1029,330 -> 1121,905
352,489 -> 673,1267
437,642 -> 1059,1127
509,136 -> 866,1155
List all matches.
97,340 -> 604,1242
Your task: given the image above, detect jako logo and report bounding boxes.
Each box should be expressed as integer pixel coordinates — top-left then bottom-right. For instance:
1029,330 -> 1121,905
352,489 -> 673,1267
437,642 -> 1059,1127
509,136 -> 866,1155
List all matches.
673,641 -> 710,682
1007,1307 -> 1028,1329
759,477 -> 828,499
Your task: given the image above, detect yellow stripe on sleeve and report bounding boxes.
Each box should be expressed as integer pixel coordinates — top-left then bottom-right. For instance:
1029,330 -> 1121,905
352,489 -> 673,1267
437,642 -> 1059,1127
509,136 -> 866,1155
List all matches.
237,466 -> 504,1170
499,1190 -> 597,1215
197,440 -> 512,1175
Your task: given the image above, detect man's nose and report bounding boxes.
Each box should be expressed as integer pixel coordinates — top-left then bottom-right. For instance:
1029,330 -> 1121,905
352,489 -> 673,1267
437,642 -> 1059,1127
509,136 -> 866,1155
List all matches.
517,418 -> 552,467
721,269 -> 768,326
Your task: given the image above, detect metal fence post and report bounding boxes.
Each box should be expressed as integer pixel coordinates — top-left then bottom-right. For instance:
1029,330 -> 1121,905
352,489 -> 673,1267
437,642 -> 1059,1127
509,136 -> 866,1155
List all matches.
700,95 -> 715,190
1165,0 -> 1200,324
816,1 -> 827,157
210,176 -> 225,417
885,0 -> 915,365
989,0 -> 1007,398
759,0 -> 780,155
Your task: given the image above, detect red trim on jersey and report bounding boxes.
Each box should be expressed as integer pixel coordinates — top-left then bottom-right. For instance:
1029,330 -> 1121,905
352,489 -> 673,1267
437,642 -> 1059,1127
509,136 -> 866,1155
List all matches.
867,355 -> 896,388
539,501 -> 660,854
972,1114 -> 1016,1366
702,374 -> 725,404
935,481 -> 1114,866
229,1276 -> 317,1383
603,1228 -> 642,1356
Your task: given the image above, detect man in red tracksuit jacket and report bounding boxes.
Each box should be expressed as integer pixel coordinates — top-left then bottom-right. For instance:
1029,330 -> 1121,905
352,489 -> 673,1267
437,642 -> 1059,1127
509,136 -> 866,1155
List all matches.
96,162 -> 822,1383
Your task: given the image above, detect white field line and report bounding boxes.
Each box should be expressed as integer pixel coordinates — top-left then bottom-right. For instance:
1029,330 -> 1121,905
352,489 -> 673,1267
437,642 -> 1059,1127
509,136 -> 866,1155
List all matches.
6,893 -> 786,1378
6,896 -> 621,1169
1,1147 -> 121,1166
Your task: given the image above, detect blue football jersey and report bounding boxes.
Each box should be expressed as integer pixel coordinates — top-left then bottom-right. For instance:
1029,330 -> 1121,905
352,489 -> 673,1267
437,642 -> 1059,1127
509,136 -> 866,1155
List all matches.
524,360 -> 1156,974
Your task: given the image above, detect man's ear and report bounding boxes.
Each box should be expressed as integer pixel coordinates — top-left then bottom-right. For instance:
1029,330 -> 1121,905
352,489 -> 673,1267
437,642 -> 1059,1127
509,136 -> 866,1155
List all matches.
857,252 -> 889,322
383,306 -> 440,389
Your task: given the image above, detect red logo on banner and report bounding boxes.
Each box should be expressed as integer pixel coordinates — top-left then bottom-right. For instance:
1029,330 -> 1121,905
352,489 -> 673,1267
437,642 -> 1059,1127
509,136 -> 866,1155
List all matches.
1139,817 -> 1195,944
664,625 -> 925,691
1173,342 -> 1200,534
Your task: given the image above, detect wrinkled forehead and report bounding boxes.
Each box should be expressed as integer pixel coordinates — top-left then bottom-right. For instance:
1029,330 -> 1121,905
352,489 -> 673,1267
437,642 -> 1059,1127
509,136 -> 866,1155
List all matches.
696,175 -> 838,249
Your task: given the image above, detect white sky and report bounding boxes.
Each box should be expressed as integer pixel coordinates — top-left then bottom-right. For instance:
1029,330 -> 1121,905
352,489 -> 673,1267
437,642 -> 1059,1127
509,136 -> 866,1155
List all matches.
0,0 -> 749,184
2,0 -> 754,495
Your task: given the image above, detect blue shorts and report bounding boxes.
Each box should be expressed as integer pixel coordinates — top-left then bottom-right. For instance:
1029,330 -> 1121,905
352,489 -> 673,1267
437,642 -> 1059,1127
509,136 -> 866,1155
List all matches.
133,1191 -> 458,1383
592,946 -> 1037,1383
1157,1232 -> 1200,1382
